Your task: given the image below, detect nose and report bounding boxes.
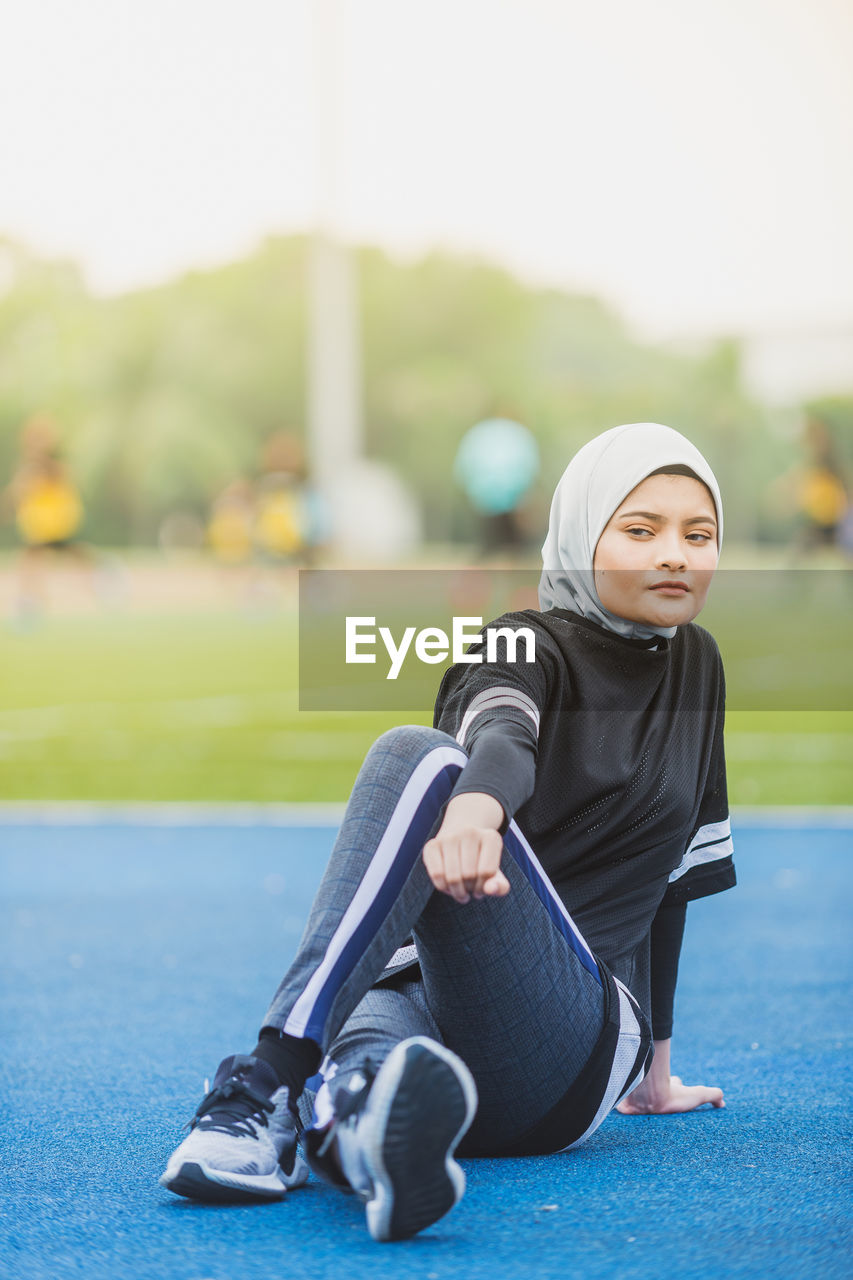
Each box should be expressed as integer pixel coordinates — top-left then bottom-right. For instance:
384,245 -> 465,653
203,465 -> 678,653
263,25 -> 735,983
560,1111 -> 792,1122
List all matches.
655,534 -> 687,572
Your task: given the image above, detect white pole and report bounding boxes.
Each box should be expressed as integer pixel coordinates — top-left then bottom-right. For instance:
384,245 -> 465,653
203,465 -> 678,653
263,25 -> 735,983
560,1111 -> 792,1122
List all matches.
307,0 -> 363,502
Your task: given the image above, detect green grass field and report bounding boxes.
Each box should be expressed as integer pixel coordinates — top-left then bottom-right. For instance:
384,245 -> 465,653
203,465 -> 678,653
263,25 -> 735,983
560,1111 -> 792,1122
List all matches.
0,608 -> 850,804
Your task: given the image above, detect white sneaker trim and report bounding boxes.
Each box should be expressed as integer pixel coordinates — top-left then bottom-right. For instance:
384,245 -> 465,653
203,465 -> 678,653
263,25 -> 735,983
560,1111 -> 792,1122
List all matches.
359,1037 -> 477,1242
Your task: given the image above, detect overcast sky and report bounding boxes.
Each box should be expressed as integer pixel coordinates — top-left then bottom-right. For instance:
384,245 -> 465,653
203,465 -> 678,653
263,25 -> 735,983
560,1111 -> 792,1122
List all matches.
1,0 -> 852,340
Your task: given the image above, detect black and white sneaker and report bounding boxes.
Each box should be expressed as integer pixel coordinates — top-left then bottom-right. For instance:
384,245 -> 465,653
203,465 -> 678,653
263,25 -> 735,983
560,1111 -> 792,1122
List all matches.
160,1054 -> 309,1203
306,1037 -> 477,1242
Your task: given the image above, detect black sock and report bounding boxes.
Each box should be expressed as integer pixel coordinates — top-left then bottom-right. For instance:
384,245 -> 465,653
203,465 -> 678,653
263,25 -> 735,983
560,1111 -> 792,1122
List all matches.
252,1028 -> 322,1101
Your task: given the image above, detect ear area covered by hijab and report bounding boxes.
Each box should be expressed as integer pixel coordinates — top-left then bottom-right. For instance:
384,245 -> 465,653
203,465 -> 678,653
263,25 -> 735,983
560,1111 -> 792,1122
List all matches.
538,422 -> 723,641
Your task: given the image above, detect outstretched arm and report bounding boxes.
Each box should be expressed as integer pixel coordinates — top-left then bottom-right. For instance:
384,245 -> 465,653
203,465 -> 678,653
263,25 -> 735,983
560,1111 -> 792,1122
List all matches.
616,1038 -> 724,1114
422,789 -> 510,903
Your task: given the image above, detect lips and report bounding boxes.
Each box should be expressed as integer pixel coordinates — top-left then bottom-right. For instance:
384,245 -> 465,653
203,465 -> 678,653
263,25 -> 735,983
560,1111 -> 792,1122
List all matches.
650,580 -> 689,592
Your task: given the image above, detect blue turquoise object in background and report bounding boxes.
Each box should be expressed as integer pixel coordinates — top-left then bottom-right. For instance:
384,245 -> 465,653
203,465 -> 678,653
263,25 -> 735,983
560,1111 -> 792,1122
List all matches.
453,418 -> 540,515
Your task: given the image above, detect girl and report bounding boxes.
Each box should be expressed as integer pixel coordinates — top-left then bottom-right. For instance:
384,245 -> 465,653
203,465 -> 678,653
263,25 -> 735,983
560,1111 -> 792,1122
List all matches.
161,422 -> 734,1242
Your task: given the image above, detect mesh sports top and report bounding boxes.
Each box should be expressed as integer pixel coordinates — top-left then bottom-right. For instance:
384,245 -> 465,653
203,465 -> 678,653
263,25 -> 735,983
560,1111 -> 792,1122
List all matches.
432,608 -> 736,1035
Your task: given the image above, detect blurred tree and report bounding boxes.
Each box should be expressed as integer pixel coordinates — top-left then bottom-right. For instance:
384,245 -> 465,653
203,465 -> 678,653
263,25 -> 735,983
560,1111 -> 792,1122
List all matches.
0,234 -> 809,548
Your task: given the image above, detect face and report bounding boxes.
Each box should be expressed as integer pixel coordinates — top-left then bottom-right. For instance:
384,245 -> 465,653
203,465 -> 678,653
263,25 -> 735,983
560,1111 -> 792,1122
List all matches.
593,473 -> 719,628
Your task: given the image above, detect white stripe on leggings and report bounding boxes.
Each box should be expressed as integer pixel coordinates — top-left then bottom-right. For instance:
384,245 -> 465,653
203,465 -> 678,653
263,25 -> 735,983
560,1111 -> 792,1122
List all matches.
283,744 -> 468,1039
559,978 -> 643,1151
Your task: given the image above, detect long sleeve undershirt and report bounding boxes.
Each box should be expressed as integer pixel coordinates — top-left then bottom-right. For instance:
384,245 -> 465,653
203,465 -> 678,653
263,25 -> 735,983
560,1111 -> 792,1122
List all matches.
446,719 -> 538,835
648,901 -> 687,1040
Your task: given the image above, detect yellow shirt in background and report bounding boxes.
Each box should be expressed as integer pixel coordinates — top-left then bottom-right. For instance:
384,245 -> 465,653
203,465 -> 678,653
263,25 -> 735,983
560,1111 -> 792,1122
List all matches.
16,476 -> 83,545
800,468 -> 847,527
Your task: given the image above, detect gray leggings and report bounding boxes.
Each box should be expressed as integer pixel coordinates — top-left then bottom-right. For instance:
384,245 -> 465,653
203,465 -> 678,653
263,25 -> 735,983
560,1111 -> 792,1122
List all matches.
263,725 -> 651,1155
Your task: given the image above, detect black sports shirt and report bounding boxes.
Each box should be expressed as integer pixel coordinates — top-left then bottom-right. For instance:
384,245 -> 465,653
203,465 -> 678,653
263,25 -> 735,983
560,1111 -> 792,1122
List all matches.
433,608 -> 736,1036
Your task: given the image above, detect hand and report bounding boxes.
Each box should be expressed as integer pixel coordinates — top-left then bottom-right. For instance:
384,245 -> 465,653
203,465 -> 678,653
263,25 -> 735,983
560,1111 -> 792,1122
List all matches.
616,1072 -> 725,1115
615,1038 -> 724,1114
422,792 -> 510,904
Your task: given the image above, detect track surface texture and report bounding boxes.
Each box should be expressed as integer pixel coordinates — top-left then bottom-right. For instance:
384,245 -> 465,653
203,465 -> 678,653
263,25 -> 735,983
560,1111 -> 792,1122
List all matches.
2,817 -> 851,1280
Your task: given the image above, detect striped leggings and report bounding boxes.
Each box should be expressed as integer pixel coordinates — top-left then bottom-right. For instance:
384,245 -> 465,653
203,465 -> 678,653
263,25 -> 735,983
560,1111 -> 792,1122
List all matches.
262,725 -> 652,1155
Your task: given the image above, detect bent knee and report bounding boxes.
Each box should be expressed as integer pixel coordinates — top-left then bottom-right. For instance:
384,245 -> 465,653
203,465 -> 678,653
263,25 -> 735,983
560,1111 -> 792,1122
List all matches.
367,724 -> 465,765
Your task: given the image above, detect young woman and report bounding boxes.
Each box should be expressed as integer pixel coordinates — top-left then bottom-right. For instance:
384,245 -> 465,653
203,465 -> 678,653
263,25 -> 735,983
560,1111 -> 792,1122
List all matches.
161,422 -> 735,1242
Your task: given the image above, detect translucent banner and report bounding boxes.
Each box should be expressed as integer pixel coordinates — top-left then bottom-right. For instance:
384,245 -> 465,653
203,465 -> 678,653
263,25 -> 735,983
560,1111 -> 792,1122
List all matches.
298,568 -> 853,712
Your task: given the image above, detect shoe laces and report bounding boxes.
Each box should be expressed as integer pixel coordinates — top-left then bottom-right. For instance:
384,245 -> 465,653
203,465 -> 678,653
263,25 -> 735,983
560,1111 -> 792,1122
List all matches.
188,1077 -> 277,1138
317,1057 -> 378,1157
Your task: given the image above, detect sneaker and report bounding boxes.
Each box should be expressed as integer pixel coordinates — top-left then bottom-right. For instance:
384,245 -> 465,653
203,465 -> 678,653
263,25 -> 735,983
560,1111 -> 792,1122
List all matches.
301,1060 -> 379,1196
159,1054 -> 309,1203
307,1037 -> 478,1242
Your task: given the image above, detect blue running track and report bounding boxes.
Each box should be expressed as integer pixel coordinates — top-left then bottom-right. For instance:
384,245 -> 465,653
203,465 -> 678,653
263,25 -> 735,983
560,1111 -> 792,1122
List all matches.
1,815 -> 851,1280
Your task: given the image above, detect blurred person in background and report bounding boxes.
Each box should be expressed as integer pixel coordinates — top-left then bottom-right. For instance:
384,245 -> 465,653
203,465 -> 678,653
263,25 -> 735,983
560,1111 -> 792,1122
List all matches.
207,477 -> 256,565
790,414 -> 849,556
453,416 -> 540,559
764,412 -> 851,568
206,434 -> 329,608
206,475 -> 257,596
1,414 -> 94,620
253,431 -> 327,569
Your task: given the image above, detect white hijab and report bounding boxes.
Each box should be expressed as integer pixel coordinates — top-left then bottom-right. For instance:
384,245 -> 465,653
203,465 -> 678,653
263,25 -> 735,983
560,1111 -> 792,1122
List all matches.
538,422 -> 723,641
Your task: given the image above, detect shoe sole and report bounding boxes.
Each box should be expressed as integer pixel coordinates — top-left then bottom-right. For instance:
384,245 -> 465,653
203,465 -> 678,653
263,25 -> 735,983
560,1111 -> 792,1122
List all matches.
160,1155 -> 307,1204
359,1037 -> 477,1242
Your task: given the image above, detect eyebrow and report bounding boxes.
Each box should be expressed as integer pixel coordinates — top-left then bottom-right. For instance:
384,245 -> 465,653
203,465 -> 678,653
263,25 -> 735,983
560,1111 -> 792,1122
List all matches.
618,510 -> 717,527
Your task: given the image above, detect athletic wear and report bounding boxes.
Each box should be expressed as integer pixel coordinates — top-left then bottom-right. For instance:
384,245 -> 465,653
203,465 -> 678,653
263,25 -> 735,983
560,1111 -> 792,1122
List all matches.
308,1036 -> 477,1242
432,608 -> 735,1033
160,1054 -> 309,1202
15,471 -> 83,546
168,610 -> 733,1214
261,724 -> 651,1160
361,1038 -> 476,1242
648,901 -> 687,1040
165,418 -> 735,1240
302,1060 -> 378,1194
252,1027 -> 321,1096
